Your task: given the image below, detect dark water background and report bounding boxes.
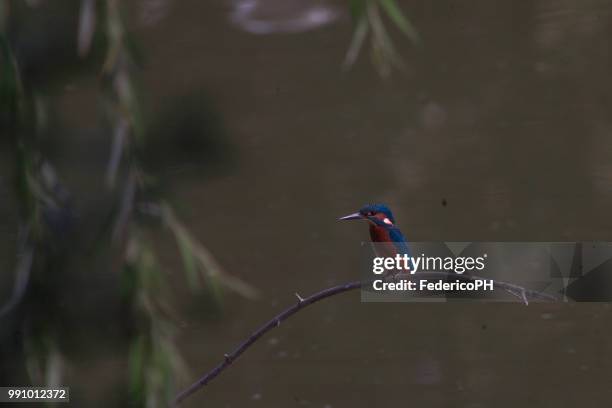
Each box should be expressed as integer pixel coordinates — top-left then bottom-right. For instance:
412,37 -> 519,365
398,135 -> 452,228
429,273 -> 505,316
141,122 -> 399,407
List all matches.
3,0 -> 612,406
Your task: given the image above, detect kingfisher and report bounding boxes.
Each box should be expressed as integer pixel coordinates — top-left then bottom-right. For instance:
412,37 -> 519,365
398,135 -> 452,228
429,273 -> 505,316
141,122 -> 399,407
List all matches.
339,204 -> 412,261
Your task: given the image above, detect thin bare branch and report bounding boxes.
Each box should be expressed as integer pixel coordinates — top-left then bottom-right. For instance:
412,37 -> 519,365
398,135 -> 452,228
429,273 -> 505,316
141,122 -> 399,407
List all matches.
173,280 -> 362,405
173,272 -> 558,405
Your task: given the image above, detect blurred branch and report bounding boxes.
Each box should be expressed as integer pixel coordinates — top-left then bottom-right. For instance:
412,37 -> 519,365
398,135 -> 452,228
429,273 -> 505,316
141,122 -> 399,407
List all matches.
174,272 -> 557,405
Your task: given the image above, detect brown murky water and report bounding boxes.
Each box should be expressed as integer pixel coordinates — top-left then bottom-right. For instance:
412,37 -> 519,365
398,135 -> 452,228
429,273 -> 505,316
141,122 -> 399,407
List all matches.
4,0 -> 612,406
141,1 -> 612,407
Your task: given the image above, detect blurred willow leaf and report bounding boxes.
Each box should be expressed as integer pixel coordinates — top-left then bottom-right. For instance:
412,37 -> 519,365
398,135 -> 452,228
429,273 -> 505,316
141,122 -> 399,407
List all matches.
162,203 -> 259,300
205,267 -> 224,305
343,10 -> 369,69
368,2 -> 400,76
105,115 -> 128,188
345,0 -> 419,77
139,243 -> 163,291
77,0 -> 96,57
0,226 -> 33,318
379,0 -> 420,43
157,334 -> 189,403
24,334 -> 59,386
0,35 -> 24,128
44,347 -> 64,389
128,335 -> 146,401
111,170 -> 135,243
160,331 -> 189,382
174,224 -> 200,290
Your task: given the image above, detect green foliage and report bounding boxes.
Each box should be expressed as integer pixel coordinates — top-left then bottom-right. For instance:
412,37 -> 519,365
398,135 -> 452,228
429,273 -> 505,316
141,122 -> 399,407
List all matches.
162,204 -> 258,300
94,1 -> 257,405
122,232 -> 189,407
345,0 -> 419,77
379,0 -> 419,42
1,4 -> 66,393
3,1 -> 257,406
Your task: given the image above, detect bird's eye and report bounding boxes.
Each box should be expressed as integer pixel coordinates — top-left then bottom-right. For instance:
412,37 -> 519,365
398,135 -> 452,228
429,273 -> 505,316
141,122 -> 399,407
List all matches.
366,211 -> 375,216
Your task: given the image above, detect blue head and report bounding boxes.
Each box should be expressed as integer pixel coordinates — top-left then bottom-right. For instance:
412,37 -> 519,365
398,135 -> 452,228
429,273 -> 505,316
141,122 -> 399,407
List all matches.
338,203 -> 396,227
339,203 -> 411,260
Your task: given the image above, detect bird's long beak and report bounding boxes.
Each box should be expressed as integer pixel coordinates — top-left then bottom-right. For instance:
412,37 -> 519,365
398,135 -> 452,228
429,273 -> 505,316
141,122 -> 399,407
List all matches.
338,212 -> 362,221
